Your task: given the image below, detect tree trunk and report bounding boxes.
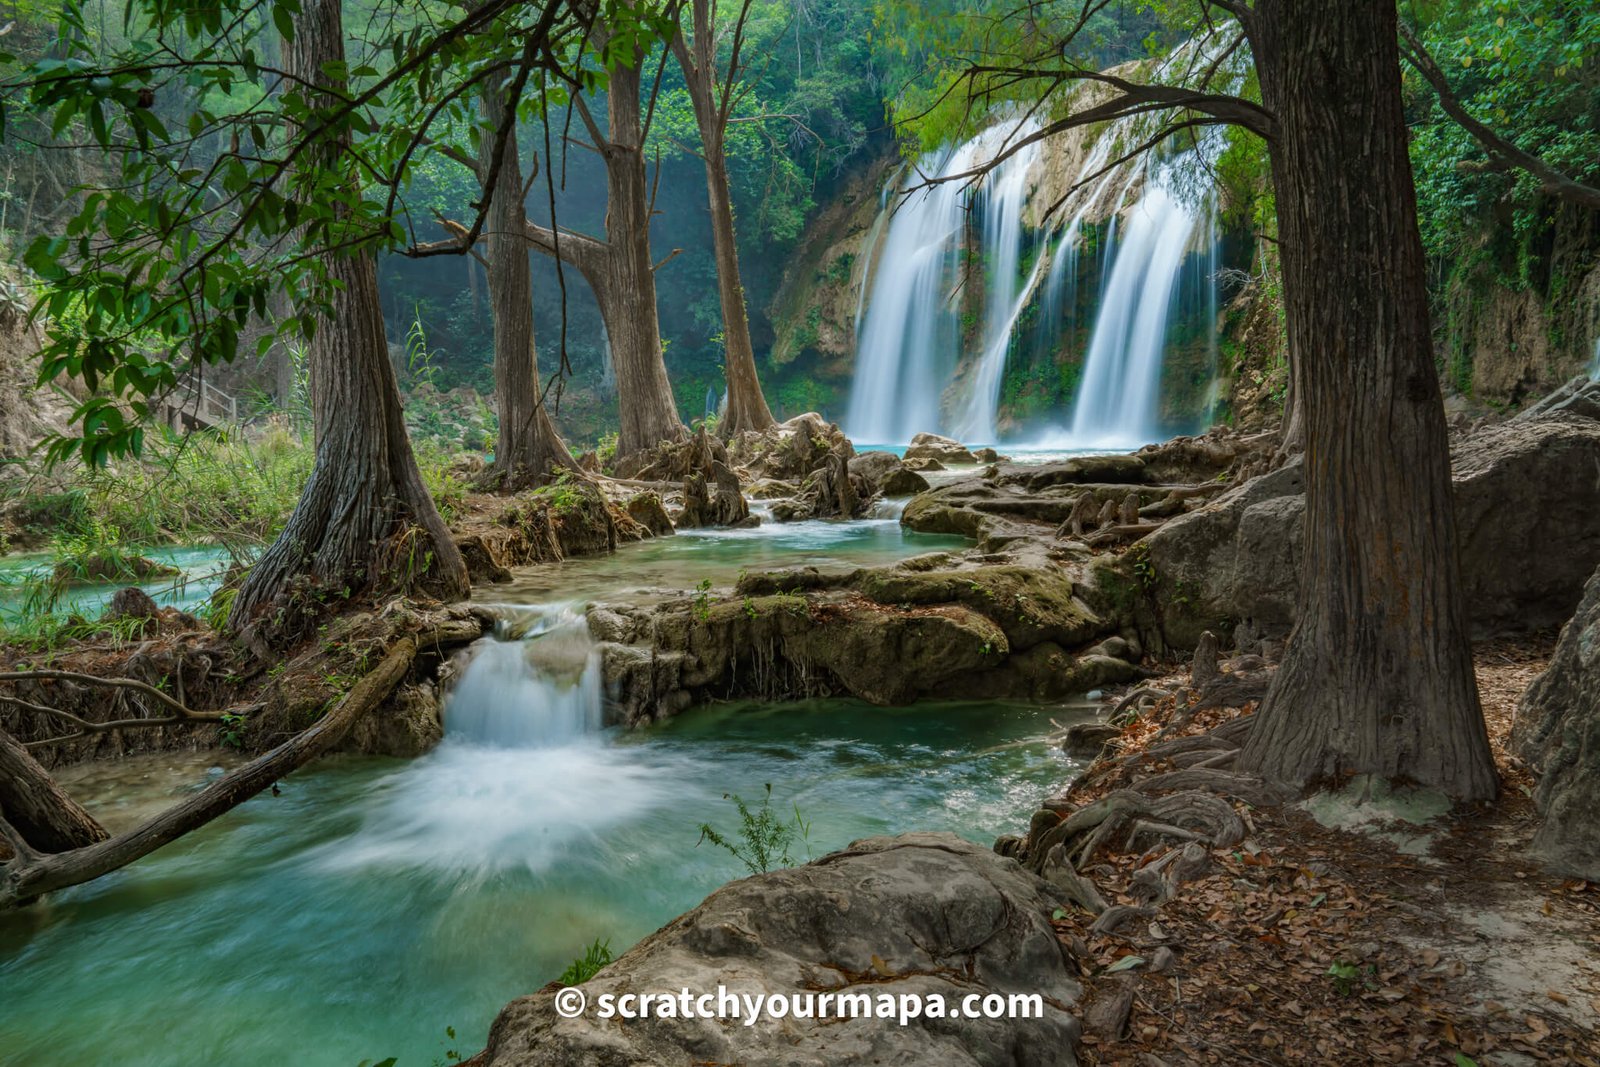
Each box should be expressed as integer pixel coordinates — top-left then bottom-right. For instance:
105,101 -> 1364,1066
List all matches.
0,728 -> 108,853
480,79 -> 578,487
228,0 -> 468,628
1237,0 -> 1496,799
672,1 -> 776,436
702,141 -> 773,434
598,55 -> 687,456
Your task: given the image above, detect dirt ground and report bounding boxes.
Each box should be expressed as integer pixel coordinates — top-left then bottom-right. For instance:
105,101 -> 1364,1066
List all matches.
1056,634 -> 1600,1067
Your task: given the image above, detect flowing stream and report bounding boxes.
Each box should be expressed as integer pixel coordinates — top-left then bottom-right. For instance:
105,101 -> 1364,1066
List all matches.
0,517 -> 1096,1067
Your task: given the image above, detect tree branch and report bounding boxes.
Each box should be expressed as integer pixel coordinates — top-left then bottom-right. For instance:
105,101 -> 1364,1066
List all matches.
1399,23 -> 1600,212
0,670 -> 209,720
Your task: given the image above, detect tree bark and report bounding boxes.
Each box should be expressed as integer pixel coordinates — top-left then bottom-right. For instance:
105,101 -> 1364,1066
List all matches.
479,78 -> 578,487
672,0 -> 776,436
1237,0 -> 1496,799
522,15 -> 686,459
1,637 -> 416,908
0,728 -> 108,853
594,52 -> 685,456
228,0 -> 468,627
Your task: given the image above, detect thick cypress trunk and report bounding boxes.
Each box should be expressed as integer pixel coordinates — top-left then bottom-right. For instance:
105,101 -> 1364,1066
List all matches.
228,0 -> 468,627
480,82 -> 577,486
673,0 -> 776,436
599,57 -> 687,456
703,144 -> 773,434
1237,0 -> 1496,799
0,728 -> 107,853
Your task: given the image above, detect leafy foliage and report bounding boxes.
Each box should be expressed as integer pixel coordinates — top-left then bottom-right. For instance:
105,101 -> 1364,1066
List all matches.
696,782 -> 810,876
556,938 -> 613,985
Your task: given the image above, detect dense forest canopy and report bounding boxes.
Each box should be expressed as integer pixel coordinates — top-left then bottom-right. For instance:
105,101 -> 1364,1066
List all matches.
0,0 -> 1590,454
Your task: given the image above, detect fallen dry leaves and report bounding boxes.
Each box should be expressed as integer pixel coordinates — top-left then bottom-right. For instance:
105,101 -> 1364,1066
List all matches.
1052,634 -> 1600,1066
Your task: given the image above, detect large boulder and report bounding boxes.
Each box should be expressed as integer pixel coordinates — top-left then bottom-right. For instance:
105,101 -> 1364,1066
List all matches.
1452,416 -> 1600,633
849,450 -> 930,497
904,432 -> 978,466
1127,413 -> 1600,649
1514,562 -> 1600,880
468,833 -> 1082,1067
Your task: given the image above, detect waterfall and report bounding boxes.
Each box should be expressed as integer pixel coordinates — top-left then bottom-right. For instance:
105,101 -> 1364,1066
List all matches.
1066,178 -> 1207,447
846,35 -> 1234,447
445,607 -> 602,747
957,120 -> 1043,443
1589,339 -> 1600,381
845,141 -> 976,444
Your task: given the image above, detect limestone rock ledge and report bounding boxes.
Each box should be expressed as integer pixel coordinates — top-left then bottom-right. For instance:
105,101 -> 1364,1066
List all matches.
466,833 -> 1081,1067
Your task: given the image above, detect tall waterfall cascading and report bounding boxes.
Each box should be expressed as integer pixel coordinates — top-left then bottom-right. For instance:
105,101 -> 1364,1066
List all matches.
844,138 -> 981,444
846,37 -> 1233,448
1065,176 -> 1208,448
957,120 -> 1043,443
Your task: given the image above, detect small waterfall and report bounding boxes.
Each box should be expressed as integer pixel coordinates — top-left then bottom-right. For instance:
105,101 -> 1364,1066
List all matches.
445,607 -> 602,747
1589,339 -> 1600,381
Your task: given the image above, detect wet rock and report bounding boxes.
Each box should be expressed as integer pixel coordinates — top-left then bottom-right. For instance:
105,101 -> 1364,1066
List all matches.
881,466 -> 930,496
904,431 -> 978,465
903,456 -> 946,472
847,451 -> 932,498
341,680 -> 442,758
457,534 -> 513,584
973,447 -> 1009,463
624,492 -> 675,537
468,833 -> 1082,1067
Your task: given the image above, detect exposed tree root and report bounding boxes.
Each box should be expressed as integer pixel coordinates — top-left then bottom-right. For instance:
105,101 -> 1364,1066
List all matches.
0,635 -> 418,909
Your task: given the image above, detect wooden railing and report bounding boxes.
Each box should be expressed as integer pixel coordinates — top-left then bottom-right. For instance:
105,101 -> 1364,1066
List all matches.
166,376 -> 239,430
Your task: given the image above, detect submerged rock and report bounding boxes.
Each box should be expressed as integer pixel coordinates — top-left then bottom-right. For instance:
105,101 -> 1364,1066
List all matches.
468,833 -> 1082,1067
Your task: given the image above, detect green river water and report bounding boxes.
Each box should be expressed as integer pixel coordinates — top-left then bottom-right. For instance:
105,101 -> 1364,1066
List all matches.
0,514 -> 1094,1066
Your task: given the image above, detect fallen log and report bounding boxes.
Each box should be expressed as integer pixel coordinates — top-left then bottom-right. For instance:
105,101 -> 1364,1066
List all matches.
0,728 -> 109,853
0,635 -> 418,909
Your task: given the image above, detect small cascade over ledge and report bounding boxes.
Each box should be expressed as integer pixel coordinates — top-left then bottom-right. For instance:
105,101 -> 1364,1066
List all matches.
444,605 -> 603,747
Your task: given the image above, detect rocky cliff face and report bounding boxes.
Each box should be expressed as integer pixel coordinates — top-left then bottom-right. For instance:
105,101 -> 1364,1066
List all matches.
1439,203 -> 1600,409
